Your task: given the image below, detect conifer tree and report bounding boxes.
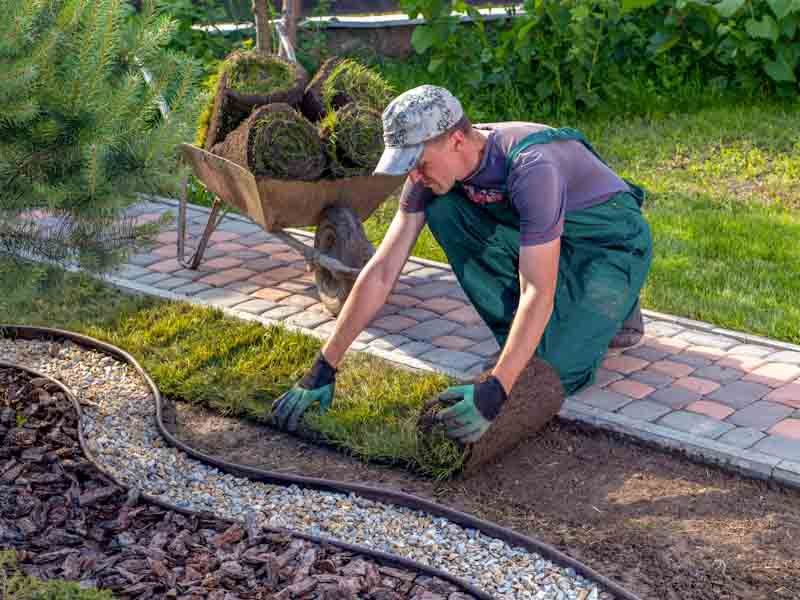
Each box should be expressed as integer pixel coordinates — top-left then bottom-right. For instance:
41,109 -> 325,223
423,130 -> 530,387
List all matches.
0,0 -> 201,283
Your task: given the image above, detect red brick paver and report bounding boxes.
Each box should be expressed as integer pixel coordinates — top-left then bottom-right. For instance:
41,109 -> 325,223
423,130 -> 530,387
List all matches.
645,336 -> 689,353
149,258 -> 183,273
602,355 -> 649,374
208,231 -> 240,243
283,295 -> 318,309
608,379 -> 655,399
256,267 -> 305,283
198,268 -> 256,287
371,315 -> 419,333
768,418 -> 800,440
717,355 -> 766,371
685,400 -> 735,420
252,288 -> 291,302
212,242 -> 248,253
253,242 -> 291,254
743,363 -> 800,387
650,360 -> 695,378
444,306 -> 483,325
387,294 -> 421,308
203,256 -> 243,270
674,376 -> 721,395
765,383 -> 800,409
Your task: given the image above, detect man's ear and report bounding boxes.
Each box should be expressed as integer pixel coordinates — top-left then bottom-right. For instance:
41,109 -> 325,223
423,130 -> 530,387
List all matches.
450,130 -> 466,151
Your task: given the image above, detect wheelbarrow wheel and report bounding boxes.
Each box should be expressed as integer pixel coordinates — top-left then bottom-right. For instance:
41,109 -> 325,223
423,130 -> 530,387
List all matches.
314,206 -> 374,316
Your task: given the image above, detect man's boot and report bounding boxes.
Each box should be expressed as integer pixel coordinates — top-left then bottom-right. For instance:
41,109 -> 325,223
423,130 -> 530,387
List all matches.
610,299 -> 644,349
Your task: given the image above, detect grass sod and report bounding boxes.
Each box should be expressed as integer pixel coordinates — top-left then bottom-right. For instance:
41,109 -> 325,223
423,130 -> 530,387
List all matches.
0,550 -> 115,600
0,264 -> 461,479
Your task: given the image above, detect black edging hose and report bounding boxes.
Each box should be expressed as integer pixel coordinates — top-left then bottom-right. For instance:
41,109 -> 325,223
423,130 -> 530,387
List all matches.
1,325 -> 644,600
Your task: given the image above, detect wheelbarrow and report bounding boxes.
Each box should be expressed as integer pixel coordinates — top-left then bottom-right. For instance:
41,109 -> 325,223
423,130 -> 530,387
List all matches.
177,144 -> 403,315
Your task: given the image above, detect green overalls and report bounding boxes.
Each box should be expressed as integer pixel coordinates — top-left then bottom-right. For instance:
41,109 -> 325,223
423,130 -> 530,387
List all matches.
424,128 -> 653,395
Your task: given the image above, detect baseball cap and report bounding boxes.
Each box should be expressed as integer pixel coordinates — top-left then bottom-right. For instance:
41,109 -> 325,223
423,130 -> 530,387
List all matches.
373,85 -> 464,176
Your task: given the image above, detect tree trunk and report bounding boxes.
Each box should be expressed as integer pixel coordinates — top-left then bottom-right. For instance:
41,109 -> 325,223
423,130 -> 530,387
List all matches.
252,0 -> 271,55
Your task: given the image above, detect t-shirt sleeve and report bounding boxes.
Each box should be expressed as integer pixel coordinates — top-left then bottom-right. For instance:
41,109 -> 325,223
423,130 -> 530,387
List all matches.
399,177 -> 434,213
508,149 -> 566,246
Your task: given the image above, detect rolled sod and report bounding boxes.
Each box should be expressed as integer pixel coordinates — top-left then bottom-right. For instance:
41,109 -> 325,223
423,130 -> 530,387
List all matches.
319,103 -> 384,177
417,357 -> 565,477
211,103 -> 327,181
204,51 -> 308,150
320,59 -> 395,115
300,57 -> 343,122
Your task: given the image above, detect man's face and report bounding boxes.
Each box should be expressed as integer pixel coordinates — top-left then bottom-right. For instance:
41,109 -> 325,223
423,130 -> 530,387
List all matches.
408,132 -> 463,195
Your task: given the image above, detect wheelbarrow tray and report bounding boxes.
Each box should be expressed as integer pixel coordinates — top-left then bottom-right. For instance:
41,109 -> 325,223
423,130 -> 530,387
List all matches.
181,144 -> 402,232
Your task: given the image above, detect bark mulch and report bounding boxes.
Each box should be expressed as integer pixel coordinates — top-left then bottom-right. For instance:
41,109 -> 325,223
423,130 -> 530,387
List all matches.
0,367 -> 474,600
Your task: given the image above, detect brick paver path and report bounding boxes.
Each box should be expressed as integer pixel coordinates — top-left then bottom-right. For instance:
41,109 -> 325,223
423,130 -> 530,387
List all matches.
116,198 -> 800,488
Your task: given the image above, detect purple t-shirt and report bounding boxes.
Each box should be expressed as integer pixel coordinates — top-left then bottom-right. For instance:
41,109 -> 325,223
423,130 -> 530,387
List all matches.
400,122 -> 629,245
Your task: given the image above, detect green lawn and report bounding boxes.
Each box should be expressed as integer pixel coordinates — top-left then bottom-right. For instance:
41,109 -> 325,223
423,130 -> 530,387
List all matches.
0,263 -> 460,478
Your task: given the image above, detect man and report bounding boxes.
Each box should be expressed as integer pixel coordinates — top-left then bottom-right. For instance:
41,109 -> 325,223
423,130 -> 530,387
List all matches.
272,85 -> 652,443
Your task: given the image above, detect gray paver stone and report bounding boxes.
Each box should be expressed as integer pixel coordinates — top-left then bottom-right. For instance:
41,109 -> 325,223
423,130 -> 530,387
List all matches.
618,400 -> 672,422
629,369 -> 675,389
716,427 -> 767,449
446,287 -> 470,302
752,435 -> 800,461
216,219 -> 262,235
404,319 -> 460,341
418,348 -> 482,371
136,272 -> 171,286
194,288 -> 251,308
644,321 -> 684,337
153,276 -> 192,290
623,345 -> 671,362
570,388 -> 632,412
128,253 -> 164,267
727,344 -> 779,358
403,282 -> 457,300
238,233 -> 272,247
374,304 -> 401,319
284,312 -> 332,330
314,320 -> 338,336
673,331 -> 739,350
262,304 -> 304,320
669,352 -> 714,368
769,351 -> 800,364
648,386 -> 701,409
657,411 -> 736,438
458,324 -> 494,341
773,460 -> 800,487
225,282 -> 261,295
355,328 -> 386,343
707,381 -> 771,409
726,401 -> 794,430
395,341 -> 435,358
398,308 -> 438,322
594,368 -> 624,387
230,250 -> 267,260
409,267 -> 448,279
235,299 -> 277,315
692,365 -> 744,384
113,265 -> 151,280
172,282 -> 212,296
369,335 -> 412,351
468,338 -> 502,357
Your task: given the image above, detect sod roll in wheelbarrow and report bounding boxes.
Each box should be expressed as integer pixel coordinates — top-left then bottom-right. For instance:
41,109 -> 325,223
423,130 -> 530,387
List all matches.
417,356 -> 565,477
203,51 -> 309,150
319,103 -> 384,177
211,103 -> 327,181
302,58 -> 395,122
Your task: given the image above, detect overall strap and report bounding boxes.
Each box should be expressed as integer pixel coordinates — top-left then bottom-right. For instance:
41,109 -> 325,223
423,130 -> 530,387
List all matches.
505,127 -> 608,173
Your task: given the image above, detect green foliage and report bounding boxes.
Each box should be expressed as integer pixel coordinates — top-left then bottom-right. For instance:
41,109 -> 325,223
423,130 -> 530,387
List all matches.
0,551 -> 116,600
0,0 -> 201,280
398,0 -> 800,115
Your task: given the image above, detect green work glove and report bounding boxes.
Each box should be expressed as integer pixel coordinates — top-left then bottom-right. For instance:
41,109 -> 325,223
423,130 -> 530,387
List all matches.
435,376 -> 508,444
271,352 -> 336,432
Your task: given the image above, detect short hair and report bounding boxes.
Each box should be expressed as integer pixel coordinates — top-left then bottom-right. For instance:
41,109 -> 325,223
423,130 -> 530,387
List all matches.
426,114 -> 473,146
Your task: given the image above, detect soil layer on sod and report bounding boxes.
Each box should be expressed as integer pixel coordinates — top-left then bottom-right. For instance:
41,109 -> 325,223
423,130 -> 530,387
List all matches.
172,400 -> 800,600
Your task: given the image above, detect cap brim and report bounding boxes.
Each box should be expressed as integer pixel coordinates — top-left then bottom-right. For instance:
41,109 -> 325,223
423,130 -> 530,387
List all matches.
373,144 -> 423,176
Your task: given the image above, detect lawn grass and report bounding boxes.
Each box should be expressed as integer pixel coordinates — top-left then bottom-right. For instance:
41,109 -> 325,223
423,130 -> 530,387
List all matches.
0,262 -> 460,478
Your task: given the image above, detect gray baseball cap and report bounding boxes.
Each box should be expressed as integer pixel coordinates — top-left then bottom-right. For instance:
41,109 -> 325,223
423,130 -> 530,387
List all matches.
373,85 -> 464,176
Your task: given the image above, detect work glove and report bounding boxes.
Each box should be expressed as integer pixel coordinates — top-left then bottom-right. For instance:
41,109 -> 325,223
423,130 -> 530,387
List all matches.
435,376 -> 508,444
271,352 -> 336,432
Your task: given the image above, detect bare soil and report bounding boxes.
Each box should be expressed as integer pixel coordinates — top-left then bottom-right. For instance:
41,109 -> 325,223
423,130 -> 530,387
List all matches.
172,400 -> 800,600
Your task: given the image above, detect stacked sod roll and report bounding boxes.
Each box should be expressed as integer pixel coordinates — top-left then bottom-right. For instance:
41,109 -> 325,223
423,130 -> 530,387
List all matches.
199,54 -> 395,181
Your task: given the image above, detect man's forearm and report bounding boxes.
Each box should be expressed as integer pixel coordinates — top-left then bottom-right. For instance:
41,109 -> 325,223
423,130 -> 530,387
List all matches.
321,265 -> 394,368
491,291 -> 554,393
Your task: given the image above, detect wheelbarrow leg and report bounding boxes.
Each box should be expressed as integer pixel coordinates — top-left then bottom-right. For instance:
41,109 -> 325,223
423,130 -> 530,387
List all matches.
177,175 -> 227,270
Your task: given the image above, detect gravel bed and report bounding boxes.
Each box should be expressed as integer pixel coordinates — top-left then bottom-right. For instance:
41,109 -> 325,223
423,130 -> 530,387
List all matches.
0,337 -> 610,600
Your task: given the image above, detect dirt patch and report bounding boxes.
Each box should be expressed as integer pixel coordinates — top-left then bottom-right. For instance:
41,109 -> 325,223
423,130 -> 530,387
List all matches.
173,400 -> 800,600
